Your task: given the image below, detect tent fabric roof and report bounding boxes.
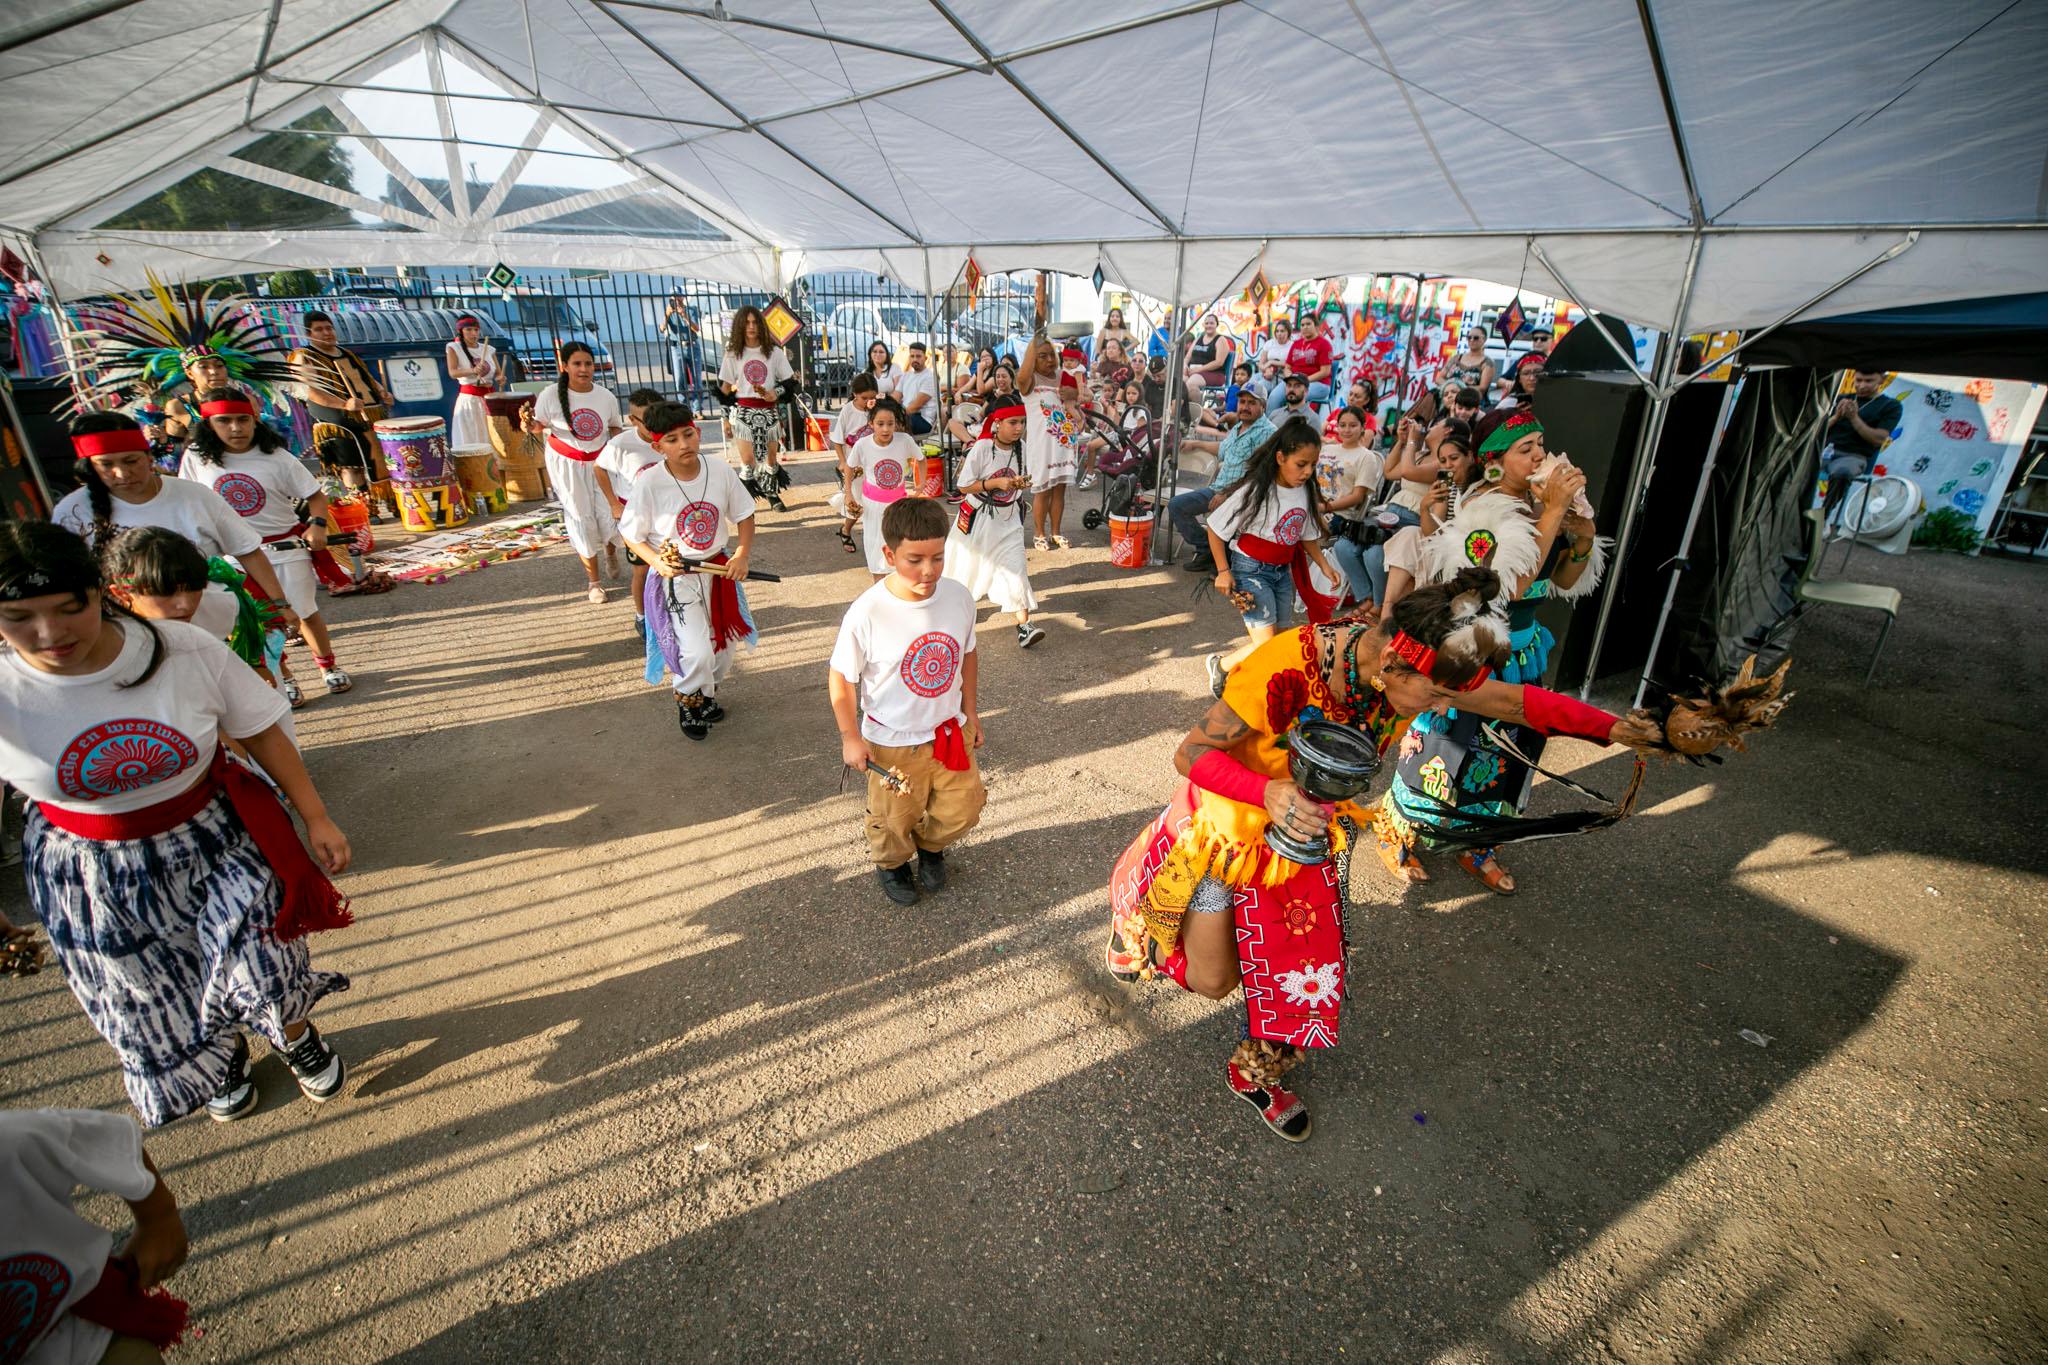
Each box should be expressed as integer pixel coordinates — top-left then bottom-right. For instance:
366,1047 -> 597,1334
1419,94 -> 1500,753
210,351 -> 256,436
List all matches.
4,0 -> 2044,331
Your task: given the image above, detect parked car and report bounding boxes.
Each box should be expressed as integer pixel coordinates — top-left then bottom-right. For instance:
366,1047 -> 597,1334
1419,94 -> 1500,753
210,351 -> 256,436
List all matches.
431,289 -> 614,380
952,293 -> 1037,360
824,299 -> 941,372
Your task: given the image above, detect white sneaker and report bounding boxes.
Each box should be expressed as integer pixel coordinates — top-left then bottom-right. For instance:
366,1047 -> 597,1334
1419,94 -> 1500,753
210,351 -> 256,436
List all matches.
586,583 -> 608,605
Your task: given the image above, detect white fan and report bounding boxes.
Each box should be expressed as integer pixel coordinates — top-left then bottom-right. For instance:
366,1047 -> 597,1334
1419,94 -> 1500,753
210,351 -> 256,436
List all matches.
1833,473 -> 1921,553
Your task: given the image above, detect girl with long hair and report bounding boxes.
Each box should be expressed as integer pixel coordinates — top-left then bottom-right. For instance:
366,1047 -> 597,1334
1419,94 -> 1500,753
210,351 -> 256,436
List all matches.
1107,566 -> 1664,1139
843,397 -> 918,582
0,521 -> 354,1127
717,305 -> 796,509
1200,417 -> 1342,695
521,340 -> 624,603
1098,305 -> 1136,360
55,412 -> 297,647
180,389 -> 353,705
944,397 -> 1044,649
1374,407 -> 1607,896
444,314 -> 498,453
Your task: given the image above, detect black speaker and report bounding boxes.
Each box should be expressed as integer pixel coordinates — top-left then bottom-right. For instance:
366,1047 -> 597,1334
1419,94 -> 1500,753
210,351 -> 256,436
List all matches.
1520,371 -> 1728,689
7,376 -> 76,516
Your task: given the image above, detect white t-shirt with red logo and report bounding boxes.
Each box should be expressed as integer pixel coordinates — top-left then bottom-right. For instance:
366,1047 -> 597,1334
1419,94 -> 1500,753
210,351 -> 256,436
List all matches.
849,432 -> 916,504
52,475 -> 261,559
829,401 -> 876,454
957,439 -> 1025,512
0,1108 -> 159,1365
177,447 -> 322,547
718,346 -> 793,407
596,429 -> 661,503
617,457 -> 754,562
530,382 -> 622,456
0,619 -> 290,815
829,577 -> 978,747
1212,479 -> 1322,548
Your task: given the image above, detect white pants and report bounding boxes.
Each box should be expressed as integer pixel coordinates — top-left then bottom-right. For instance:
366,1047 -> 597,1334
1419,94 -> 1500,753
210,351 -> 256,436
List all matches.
545,449 -> 620,558
656,572 -> 735,697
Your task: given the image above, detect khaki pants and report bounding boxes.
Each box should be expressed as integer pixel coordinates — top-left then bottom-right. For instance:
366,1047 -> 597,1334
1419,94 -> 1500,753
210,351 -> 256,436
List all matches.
866,739 -> 987,868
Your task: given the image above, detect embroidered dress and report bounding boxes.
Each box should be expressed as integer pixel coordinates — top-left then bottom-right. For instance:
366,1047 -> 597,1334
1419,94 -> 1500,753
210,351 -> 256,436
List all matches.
1107,625 -> 1401,1052
1020,376 -> 1077,490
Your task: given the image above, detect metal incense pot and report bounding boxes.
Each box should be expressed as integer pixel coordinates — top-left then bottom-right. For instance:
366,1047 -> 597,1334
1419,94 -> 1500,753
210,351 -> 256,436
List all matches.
1263,719 -> 1382,864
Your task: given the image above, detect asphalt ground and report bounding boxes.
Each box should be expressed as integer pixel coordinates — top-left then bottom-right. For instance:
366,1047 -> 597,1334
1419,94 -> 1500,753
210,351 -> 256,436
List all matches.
4,451 -> 2043,1362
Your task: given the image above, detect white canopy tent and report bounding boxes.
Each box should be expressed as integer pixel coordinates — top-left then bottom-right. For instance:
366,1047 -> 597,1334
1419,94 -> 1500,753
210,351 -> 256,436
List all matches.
5,0 -> 2045,687
3,0 -> 2044,330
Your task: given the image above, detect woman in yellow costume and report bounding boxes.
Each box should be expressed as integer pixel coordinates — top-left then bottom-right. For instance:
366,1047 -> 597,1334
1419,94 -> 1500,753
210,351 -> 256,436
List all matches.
1106,568 -> 1666,1141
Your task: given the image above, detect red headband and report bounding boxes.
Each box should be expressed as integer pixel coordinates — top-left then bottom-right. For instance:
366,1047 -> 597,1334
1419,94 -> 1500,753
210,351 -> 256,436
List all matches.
199,397 -> 256,417
1389,629 -> 1490,691
72,429 -> 150,458
1060,347 -> 1087,363
977,400 -> 1027,442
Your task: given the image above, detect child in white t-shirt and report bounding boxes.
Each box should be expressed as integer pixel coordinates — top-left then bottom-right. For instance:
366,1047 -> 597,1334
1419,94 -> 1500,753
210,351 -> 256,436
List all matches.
0,1108 -> 191,1364
520,343 -> 623,603
618,401 -> 759,741
596,388 -> 668,640
828,374 -> 881,555
1201,417 -> 1341,695
828,498 -> 986,906
843,397 -> 923,582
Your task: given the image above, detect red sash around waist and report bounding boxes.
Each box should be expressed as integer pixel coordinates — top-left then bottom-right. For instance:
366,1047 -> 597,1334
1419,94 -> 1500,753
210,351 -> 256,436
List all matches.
1234,532 -> 1295,566
547,433 -> 601,462
1233,534 -> 1337,624
702,551 -> 752,654
458,383 -> 494,397
736,396 -> 774,409
36,749 -> 352,941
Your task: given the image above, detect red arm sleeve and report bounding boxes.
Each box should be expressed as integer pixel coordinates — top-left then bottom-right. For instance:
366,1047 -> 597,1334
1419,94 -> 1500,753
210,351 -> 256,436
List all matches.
1520,686 -> 1620,745
1188,748 -> 1271,807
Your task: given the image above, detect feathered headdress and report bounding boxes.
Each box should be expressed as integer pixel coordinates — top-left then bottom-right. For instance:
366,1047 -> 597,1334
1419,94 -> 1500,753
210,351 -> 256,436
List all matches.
1420,488 -> 1542,600
66,270 -> 297,412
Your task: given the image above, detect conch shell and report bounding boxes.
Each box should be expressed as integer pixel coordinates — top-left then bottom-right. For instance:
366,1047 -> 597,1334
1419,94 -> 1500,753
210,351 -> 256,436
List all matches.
1662,655 -> 1793,756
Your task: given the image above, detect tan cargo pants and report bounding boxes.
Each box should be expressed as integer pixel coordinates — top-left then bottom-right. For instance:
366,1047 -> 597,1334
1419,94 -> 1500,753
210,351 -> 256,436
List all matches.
865,739 -> 987,868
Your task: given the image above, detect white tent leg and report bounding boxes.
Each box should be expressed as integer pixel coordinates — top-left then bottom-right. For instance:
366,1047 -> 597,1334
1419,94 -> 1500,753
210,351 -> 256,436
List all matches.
1149,238 -> 1188,564
1631,372 -> 1745,708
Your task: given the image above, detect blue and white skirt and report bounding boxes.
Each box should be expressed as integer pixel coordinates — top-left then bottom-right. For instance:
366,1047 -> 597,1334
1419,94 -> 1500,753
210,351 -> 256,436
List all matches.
24,791 -> 350,1127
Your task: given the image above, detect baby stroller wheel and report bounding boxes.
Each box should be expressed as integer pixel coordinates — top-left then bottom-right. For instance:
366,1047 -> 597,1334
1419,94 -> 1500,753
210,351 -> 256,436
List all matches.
1082,508 -> 1104,531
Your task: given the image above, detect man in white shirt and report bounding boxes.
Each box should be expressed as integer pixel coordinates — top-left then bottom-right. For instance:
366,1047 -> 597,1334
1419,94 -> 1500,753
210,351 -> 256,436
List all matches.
897,342 -> 940,439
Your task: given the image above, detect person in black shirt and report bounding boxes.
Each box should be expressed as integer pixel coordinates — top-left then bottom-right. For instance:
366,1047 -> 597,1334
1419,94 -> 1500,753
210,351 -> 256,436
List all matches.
1822,369 -> 1902,516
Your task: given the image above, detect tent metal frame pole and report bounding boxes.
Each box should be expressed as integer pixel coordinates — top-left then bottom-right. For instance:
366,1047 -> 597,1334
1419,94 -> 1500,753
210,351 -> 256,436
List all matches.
1528,241 -> 1655,390
1631,370 -> 1745,709
1150,238 -> 1189,564
1575,231 -> 1702,697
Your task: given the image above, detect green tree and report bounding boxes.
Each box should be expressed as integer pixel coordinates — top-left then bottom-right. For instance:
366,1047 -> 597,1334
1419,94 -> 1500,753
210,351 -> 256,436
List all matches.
268,269 -> 322,298
106,108 -> 356,232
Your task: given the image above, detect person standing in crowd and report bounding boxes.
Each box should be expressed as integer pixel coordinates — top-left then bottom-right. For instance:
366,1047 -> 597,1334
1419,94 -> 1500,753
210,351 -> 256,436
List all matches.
829,498 -> 987,907
845,397 -> 920,582
1436,324 -> 1496,399
1105,567 -> 1661,1139
522,341 -> 624,604
179,391 -> 354,705
945,398 -> 1045,649
618,401 -> 758,742
1285,313 -> 1335,409
56,413 -> 297,646
1199,418 -> 1342,696
1172,388 -> 1274,574
1374,408 -> 1604,896
1,1107 -> 194,1363
443,314 -> 498,455
1016,331 -> 1079,550
831,374 -> 882,555
1098,306 -> 1137,360
289,311 -> 397,518
1821,368 -> 1902,517
897,342 -> 940,439
0,521 -> 354,1129
596,388 -> 668,640
1183,314 -> 1234,397
663,294 -> 702,398
1496,325 -> 1553,399
715,305 -> 797,512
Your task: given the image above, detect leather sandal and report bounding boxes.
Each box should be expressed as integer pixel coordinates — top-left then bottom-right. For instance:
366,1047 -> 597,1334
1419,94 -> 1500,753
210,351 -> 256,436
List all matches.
1375,827 -> 1428,883
1457,847 -> 1517,895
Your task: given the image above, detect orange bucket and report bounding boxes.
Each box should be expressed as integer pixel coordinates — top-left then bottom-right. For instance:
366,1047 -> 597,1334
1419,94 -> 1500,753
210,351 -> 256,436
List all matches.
806,415 -> 832,452
328,496 -> 375,554
1108,511 -> 1154,568
913,446 -> 946,498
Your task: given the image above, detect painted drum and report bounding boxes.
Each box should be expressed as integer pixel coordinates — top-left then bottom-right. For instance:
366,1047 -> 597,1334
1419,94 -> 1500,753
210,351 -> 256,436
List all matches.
374,415 -> 451,485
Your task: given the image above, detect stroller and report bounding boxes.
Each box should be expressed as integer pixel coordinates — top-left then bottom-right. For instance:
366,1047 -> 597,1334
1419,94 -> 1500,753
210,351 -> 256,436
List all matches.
1076,404 -> 1162,529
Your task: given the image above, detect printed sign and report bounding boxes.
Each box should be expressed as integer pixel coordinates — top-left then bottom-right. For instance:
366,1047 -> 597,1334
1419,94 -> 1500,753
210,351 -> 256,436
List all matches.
386,354 -> 445,404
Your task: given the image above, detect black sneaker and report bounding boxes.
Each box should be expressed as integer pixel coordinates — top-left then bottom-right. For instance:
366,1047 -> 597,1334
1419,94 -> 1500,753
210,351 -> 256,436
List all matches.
206,1035 -> 259,1122
676,696 -> 709,740
915,847 -> 946,892
280,1021 -> 346,1102
1183,552 -> 1215,574
876,863 -> 920,905
1016,622 -> 1046,649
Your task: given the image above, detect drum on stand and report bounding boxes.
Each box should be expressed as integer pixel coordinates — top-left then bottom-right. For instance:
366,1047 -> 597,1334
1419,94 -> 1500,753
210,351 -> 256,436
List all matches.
375,416 -> 451,485
484,394 -> 549,503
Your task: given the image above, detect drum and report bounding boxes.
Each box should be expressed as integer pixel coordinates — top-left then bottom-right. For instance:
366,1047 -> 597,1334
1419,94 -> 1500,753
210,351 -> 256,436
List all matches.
375,416 -> 450,485
453,451 -> 506,511
396,480 -> 471,532
484,395 -> 547,502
